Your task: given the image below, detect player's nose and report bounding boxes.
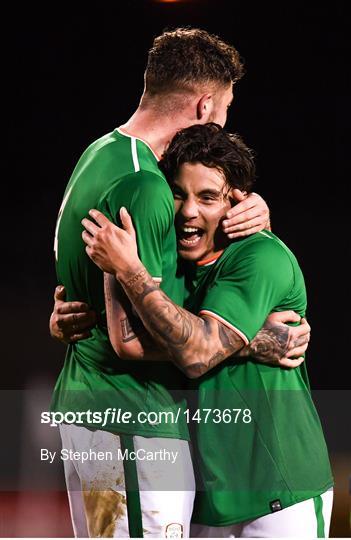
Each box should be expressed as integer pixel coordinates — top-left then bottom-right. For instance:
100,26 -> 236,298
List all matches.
180,198 -> 199,220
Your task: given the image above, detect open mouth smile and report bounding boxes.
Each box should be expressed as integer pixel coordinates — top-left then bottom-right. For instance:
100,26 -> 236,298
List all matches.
177,226 -> 205,248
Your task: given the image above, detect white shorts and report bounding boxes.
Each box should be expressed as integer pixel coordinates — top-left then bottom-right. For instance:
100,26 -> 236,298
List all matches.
191,488 -> 333,538
60,423 -> 195,538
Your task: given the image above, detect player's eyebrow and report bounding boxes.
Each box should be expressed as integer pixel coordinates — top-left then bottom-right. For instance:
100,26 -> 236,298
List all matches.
198,189 -> 222,197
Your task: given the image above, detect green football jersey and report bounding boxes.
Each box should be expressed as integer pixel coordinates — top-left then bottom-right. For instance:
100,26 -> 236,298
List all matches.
186,231 -> 333,525
51,128 -> 189,440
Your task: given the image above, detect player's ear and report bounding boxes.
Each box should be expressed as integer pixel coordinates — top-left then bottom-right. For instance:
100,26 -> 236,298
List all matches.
196,93 -> 213,122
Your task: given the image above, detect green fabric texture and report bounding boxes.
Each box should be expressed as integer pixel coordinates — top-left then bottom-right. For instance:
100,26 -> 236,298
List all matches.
52,129 -> 188,440
187,232 -> 333,525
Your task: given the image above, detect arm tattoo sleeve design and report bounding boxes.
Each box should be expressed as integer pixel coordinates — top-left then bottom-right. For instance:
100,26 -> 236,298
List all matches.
120,317 -> 137,343
117,264 -> 244,377
248,321 -> 289,363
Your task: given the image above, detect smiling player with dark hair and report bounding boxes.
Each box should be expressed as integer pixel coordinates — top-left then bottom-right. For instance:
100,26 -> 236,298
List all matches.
80,123 -> 333,538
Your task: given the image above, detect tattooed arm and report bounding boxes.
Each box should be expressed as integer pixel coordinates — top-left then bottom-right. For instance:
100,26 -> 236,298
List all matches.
49,280 -> 308,367
80,209 -> 242,377
108,263 -> 311,377
105,262 -> 245,378
104,272 -> 309,368
237,311 -> 309,363
81,209 -> 309,375
80,209 -> 244,375
104,273 -> 167,361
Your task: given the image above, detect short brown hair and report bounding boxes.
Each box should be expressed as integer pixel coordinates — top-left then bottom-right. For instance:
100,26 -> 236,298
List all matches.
145,27 -> 244,95
159,123 -> 255,193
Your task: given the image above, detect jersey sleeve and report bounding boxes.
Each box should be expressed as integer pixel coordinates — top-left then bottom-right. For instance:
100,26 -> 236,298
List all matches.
98,171 -> 174,280
199,238 -> 295,342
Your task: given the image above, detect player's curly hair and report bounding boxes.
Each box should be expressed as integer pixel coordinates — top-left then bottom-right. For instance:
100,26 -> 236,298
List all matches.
159,123 -> 256,193
145,27 -> 244,95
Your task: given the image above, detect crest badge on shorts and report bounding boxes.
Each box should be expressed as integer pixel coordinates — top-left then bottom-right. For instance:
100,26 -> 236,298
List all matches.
165,523 -> 183,538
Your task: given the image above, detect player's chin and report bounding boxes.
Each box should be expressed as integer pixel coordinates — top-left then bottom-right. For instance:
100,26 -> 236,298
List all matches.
177,243 -> 207,262
177,249 -> 199,261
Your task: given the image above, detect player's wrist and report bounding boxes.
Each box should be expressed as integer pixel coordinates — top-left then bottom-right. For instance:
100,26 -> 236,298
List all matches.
115,260 -> 145,285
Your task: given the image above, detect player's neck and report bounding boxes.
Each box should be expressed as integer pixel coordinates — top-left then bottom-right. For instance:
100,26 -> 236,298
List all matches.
120,107 -> 194,159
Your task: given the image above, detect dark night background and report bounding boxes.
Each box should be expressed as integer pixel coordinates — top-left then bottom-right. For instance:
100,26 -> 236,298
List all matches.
4,0 -> 349,389
2,1 -> 350,536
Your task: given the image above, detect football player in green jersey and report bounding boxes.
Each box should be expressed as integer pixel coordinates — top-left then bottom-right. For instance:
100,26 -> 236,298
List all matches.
80,123 -> 333,537
50,28 -> 282,538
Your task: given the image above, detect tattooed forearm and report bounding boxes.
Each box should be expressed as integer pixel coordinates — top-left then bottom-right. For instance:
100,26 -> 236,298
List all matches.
187,348 -> 230,377
104,272 -> 168,360
126,269 -> 148,288
248,321 -> 289,363
185,352 -> 226,378
116,263 -> 244,377
218,323 -> 241,350
125,269 -> 160,301
121,317 -> 140,343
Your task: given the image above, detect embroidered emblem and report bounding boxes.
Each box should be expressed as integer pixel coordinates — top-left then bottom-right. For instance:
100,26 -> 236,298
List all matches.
165,523 -> 183,538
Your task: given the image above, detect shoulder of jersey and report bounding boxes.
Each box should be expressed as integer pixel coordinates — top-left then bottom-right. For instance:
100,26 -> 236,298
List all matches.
221,230 -> 296,263
114,129 -> 164,177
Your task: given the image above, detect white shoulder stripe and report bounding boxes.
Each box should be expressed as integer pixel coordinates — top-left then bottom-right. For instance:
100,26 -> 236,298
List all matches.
259,231 -> 272,239
131,137 -> 140,172
117,127 -> 159,161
